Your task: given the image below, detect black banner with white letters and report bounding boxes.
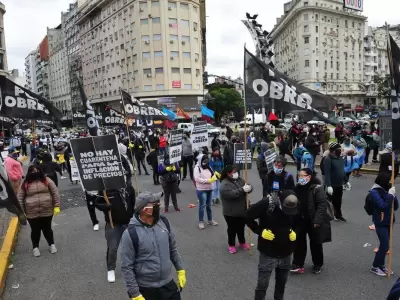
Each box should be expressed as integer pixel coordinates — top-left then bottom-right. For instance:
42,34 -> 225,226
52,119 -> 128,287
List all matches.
0,75 -> 62,121
388,34 -> 400,152
244,48 -> 337,124
102,107 -> 125,126
121,89 -> 172,120
70,135 -> 126,191
77,77 -> 101,136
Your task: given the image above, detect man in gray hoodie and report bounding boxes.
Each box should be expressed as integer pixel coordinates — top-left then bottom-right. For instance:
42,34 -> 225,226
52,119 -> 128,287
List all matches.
120,191 -> 186,300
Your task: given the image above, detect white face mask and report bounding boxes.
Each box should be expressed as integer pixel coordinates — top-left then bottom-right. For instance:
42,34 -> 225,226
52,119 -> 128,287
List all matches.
231,172 -> 239,180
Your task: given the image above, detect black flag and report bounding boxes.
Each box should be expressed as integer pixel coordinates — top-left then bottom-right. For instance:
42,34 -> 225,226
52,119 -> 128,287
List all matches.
121,89 -> 172,120
102,106 -> 125,126
77,77 -> 101,136
0,75 -> 62,121
244,48 -> 337,124
388,34 -> 400,152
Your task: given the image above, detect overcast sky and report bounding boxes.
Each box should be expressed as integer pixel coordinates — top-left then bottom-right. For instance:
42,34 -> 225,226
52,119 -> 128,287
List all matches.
3,0 -> 400,80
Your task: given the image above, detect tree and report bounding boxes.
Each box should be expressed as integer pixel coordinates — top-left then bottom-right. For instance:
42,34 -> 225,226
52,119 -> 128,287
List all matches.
205,84 -> 244,122
374,73 -> 391,108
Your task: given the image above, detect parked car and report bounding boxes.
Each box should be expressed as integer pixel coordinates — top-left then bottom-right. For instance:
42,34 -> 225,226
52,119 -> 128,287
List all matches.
307,120 -> 326,126
177,123 -> 194,134
207,124 -> 220,136
239,114 -> 265,127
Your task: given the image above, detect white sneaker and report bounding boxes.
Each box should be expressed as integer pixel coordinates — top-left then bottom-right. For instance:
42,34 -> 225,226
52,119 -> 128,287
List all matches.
50,244 -> 57,254
107,270 -> 115,283
60,176 -> 66,179
33,247 -> 40,257
93,224 -> 99,231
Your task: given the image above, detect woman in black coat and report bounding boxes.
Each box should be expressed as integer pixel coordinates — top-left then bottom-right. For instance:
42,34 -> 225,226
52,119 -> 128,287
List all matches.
291,168 -> 331,274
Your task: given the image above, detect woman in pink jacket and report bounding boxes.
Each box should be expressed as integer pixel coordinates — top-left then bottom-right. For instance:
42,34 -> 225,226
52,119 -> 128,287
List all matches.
4,150 -> 23,193
194,154 -> 219,229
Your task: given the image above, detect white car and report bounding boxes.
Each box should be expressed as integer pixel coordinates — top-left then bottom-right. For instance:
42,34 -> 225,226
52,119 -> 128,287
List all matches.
207,124 -> 220,136
359,115 -> 371,121
177,123 -> 194,134
277,123 -> 291,131
338,116 -> 354,123
307,120 -> 325,126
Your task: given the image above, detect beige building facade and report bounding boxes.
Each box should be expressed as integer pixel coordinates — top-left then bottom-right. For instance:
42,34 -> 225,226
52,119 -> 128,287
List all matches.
0,2 -> 7,77
76,0 -> 206,111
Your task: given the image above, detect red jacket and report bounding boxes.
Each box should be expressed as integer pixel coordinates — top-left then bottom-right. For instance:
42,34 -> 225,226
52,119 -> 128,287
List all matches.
159,136 -> 167,148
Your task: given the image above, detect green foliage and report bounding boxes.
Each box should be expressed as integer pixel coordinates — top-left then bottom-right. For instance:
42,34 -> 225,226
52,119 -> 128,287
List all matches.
206,84 -> 244,122
374,74 -> 391,104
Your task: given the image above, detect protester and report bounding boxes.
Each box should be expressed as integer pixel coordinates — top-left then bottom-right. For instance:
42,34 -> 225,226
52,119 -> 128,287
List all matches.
146,147 -> 160,185
291,168 -> 331,274
257,142 -> 270,197
352,131 -> 368,177
210,148 -> 224,204
85,191 -> 100,231
220,165 -> 252,254
54,142 -> 68,179
305,128 -> 320,166
38,152 -> 62,187
369,172 -> 398,276
17,165 -> 60,257
159,155 -> 181,212
323,142 -> 350,222
120,191 -> 186,300
265,156 -> 295,194
181,133 -> 194,181
134,138 -> 150,175
223,136 -> 236,167
246,190 -> 298,300
30,140 -> 40,163
211,134 -> 221,151
194,154 -> 219,229
378,142 -> 399,179
158,133 -> 168,155
277,134 -> 296,162
341,136 -> 358,179
4,149 -> 24,194
95,184 -> 136,282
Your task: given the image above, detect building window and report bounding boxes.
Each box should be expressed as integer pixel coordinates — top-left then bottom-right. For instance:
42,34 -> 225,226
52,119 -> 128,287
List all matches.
316,60 -> 318,67
155,67 -> 163,73
331,73 -> 333,79
144,85 -> 153,91
352,21 -> 355,28
345,20 -> 348,28
141,19 -> 149,25
170,51 -> 179,57
181,3 -> 189,9
316,37 -> 318,45
183,68 -> 191,74
184,84 -> 192,89
142,35 -> 150,41
304,25 -> 309,33
315,26 -> 318,33
169,18 -> 177,24
171,67 -> 180,73
316,72 -> 319,78
168,1 -> 177,8
143,52 -> 151,59
331,61 -> 333,68
181,19 -> 189,27
182,35 -> 190,42
304,37 -> 309,44
170,34 -> 178,40
154,51 -> 163,57
324,61 -> 327,70
196,69 -> 200,76
143,68 -> 152,75
152,1 -> 160,7
153,34 -> 161,41
305,60 -> 310,67
152,17 -> 161,24
337,73 -> 339,79
304,13 -> 308,21
315,14 -> 318,21
304,1 -> 308,6
156,84 -> 164,90
183,52 -> 191,58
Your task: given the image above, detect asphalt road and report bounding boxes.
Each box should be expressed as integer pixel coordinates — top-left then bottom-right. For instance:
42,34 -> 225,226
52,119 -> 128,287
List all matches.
3,166 -> 400,300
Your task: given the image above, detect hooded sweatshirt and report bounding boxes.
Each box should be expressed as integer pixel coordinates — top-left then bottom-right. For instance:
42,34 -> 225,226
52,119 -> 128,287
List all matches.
120,215 -> 184,298
370,184 -> 398,226
4,156 -> 23,181
193,154 -> 214,191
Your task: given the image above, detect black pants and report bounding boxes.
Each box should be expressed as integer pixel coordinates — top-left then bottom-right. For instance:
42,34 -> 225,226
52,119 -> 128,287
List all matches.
292,221 -> 324,267
182,155 -> 194,180
163,183 -> 178,209
224,215 -> 246,246
27,216 -> 54,249
21,144 -> 27,156
261,178 -> 268,198
255,253 -> 291,300
153,169 -> 160,184
145,141 -> 151,152
140,280 -> 181,300
86,198 -> 99,226
279,151 -> 296,162
328,186 -> 344,218
365,147 -> 378,163
105,223 -> 127,271
48,173 -> 58,187
136,157 -> 149,174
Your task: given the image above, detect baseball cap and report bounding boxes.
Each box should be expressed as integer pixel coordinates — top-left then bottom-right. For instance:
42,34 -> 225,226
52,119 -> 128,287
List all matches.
279,190 -> 298,216
135,191 -> 163,213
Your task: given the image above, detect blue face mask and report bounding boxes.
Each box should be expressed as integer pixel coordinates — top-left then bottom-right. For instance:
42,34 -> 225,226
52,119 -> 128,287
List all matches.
273,166 -> 283,174
298,178 -> 308,185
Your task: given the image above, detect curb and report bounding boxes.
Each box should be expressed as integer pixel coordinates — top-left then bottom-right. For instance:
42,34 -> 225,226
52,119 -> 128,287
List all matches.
0,217 -> 19,295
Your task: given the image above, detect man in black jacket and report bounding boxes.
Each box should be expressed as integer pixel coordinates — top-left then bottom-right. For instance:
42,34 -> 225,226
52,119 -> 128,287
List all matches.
95,184 -> 136,283
265,156 -> 295,195
246,190 -> 299,300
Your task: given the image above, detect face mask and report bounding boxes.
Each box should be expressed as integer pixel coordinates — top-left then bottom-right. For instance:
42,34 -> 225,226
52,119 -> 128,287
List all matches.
312,133 -> 317,136
298,178 -> 308,185
143,203 -> 161,224
334,149 -> 342,157
273,166 -> 283,174
27,172 -> 40,181
231,172 -> 239,179
202,159 -> 209,167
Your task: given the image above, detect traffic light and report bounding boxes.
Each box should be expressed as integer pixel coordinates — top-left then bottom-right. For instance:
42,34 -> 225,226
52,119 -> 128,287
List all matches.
203,71 -> 208,85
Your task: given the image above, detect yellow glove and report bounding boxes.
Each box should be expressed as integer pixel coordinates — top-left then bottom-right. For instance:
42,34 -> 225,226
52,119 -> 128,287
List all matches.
261,229 -> 275,241
166,166 -> 172,171
129,143 -> 135,148
289,230 -> 296,242
215,171 -> 221,179
177,270 -> 186,289
131,296 -> 145,300
53,207 -> 60,216
208,175 -> 217,183
139,145 -> 143,149
70,157 -> 75,160
172,166 -> 176,171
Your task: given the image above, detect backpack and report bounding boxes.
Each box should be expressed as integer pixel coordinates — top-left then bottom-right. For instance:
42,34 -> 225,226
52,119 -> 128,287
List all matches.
364,191 -> 374,215
301,151 -> 314,169
128,215 -> 171,254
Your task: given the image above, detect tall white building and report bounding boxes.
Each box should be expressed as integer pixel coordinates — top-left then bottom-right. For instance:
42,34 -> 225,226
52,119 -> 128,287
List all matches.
270,0 -> 367,108
48,25 -> 71,113
9,69 -> 26,87
76,0 -> 206,113
25,50 -> 37,91
0,2 -> 8,77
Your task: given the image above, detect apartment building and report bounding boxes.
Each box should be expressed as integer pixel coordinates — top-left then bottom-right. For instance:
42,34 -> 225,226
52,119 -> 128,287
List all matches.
214,76 -> 244,96
270,0 -> 367,108
25,50 -> 37,91
62,2 -> 83,112
76,0 -> 206,112
0,2 -> 7,77
48,26 -> 71,114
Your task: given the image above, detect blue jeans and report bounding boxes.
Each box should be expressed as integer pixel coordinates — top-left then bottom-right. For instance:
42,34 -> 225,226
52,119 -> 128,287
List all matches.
196,190 -> 213,222
213,180 -> 220,199
373,225 -> 390,268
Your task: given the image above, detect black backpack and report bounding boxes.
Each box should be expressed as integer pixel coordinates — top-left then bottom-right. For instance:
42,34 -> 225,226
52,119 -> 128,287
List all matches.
128,215 -> 171,254
364,191 -> 374,215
